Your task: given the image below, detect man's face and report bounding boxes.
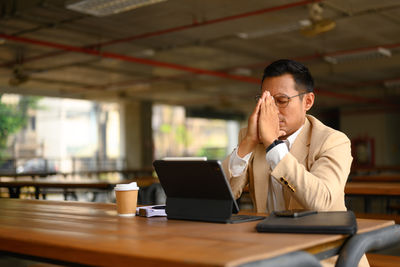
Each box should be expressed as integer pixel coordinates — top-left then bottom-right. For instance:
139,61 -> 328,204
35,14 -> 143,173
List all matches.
261,73 -> 314,138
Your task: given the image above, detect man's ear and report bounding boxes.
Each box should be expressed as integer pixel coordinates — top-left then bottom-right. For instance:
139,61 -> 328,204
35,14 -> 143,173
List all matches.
304,92 -> 315,111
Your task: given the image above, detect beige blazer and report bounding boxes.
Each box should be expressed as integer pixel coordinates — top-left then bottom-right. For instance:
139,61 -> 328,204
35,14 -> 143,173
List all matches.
222,115 -> 352,213
223,115 -> 370,267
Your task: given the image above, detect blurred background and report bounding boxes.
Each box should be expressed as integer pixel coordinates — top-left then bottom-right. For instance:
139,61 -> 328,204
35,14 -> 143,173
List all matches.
0,0 -> 399,208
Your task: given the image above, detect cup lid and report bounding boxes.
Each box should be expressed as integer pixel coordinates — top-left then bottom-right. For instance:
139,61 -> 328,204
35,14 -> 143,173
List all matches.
115,182 -> 139,191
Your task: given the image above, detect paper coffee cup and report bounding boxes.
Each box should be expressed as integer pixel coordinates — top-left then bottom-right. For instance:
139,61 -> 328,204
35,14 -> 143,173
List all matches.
115,182 -> 139,217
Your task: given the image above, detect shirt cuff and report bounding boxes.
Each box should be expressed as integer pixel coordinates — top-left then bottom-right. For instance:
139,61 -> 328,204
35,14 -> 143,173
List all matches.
265,143 -> 288,170
229,147 -> 252,177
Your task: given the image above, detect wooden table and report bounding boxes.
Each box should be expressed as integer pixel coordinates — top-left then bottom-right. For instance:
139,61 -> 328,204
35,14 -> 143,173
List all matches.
345,182 -> 400,196
0,180 -> 114,200
345,182 -> 400,213
0,168 -> 154,179
0,177 -> 158,201
0,199 -> 395,267
351,165 -> 400,174
350,175 -> 400,183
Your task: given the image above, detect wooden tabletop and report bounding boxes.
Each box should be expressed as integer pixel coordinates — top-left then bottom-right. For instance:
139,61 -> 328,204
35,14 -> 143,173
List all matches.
345,182 -> 400,196
0,180 -> 113,189
0,177 -> 158,190
351,165 -> 400,174
0,199 -> 394,267
0,168 -> 154,179
350,175 -> 400,183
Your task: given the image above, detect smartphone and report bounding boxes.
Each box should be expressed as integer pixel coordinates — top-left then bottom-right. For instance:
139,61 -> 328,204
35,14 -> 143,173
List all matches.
273,209 -> 317,218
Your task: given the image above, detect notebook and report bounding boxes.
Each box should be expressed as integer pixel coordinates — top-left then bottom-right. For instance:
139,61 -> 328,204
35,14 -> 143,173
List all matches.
153,159 -> 265,223
256,210 -> 357,234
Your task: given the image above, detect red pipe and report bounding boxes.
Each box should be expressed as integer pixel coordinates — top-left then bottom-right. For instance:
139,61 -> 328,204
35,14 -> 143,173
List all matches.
0,0 -> 319,68
0,33 -> 260,84
1,32 -> 397,105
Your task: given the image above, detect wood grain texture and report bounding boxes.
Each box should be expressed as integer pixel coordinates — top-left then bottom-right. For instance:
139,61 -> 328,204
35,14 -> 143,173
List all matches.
0,199 -> 394,267
351,176 -> 400,183
355,213 -> 400,224
0,177 -> 157,190
366,254 -> 400,267
0,180 -> 112,189
345,182 -> 400,196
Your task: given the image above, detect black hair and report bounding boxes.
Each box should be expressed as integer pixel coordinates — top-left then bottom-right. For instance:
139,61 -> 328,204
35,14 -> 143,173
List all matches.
261,59 -> 314,93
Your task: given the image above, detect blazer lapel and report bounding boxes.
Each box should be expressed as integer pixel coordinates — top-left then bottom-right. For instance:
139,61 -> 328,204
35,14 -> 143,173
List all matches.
284,117 -> 311,209
252,143 -> 270,212
290,118 -> 311,164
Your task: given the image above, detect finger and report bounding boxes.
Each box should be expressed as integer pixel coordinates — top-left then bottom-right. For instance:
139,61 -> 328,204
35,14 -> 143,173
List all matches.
260,91 -> 269,102
266,91 -> 275,104
266,95 -> 275,110
267,95 -> 273,106
251,94 -> 263,113
278,130 -> 287,137
265,91 -> 271,101
253,95 -> 264,115
259,97 -> 265,115
271,97 -> 279,112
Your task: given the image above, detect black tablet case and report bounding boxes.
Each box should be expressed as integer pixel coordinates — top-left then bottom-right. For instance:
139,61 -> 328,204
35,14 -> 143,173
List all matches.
256,211 -> 357,234
153,160 -> 239,223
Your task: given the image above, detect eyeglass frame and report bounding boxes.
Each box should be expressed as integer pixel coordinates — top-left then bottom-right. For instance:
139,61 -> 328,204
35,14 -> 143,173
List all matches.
254,91 -> 308,108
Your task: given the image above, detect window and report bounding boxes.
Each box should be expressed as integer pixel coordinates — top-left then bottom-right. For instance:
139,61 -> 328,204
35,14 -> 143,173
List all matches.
152,104 -> 239,160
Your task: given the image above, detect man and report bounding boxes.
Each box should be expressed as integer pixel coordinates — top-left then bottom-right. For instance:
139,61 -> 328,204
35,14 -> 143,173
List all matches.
222,59 -> 369,266
222,58 -> 353,212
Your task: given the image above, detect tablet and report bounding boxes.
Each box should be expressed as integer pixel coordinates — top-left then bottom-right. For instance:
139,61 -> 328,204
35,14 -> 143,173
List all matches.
153,159 -> 264,223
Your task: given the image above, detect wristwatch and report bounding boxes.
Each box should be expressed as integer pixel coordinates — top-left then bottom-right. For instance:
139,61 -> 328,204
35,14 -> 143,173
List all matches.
266,139 -> 284,153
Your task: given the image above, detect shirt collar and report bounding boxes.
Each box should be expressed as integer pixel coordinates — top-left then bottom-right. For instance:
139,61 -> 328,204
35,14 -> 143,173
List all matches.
285,124 -> 304,149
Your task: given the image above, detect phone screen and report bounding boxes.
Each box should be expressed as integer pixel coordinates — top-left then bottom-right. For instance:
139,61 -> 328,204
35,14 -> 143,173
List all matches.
273,209 -> 317,218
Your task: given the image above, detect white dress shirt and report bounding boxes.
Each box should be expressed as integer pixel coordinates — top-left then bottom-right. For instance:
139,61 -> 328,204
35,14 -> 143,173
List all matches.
229,125 -> 304,213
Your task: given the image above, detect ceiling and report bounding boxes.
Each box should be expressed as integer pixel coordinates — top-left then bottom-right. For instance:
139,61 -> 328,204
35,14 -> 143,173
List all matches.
1,0 -> 400,115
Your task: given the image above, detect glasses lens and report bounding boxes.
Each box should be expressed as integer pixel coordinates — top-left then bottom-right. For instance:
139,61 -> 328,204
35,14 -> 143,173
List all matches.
274,95 -> 290,107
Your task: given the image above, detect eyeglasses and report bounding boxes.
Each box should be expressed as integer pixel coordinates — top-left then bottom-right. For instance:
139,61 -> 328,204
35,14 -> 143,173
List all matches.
254,92 -> 308,108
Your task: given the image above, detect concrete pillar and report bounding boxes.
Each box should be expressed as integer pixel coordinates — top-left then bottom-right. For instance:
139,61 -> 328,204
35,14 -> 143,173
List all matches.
95,103 -> 107,169
140,101 -> 153,167
226,120 -> 239,156
120,101 -> 153,169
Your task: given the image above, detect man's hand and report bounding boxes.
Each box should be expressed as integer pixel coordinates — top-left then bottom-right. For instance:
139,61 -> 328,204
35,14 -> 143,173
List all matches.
237,95 -> 263,157
259,91 -> 286,148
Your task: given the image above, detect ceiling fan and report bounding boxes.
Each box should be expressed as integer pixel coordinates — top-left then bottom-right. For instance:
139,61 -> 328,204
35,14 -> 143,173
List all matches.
9,66 -> 30,86
236,3 -> 336,40
8,49 -> 30,86
300,3 -> 336,37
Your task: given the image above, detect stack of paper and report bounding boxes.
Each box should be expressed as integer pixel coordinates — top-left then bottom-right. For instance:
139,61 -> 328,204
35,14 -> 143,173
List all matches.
136,205 -> 167,217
